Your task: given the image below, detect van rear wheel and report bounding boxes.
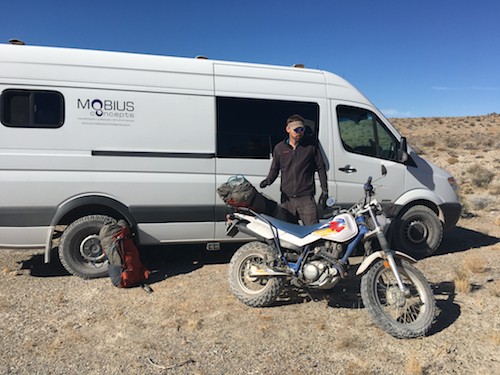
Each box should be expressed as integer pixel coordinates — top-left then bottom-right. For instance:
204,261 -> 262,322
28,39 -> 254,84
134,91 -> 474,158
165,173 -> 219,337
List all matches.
58,215 -> 116,279
393,205 -> 443,258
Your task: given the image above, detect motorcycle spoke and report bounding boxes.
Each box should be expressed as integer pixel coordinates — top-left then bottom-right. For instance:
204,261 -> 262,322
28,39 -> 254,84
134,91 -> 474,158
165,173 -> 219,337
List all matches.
240,256 -> 270,292
374,269 -> 424,325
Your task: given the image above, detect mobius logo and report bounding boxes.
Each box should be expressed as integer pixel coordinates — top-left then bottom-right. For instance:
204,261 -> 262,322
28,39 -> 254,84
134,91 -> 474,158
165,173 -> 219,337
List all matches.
77,98 -> 135,118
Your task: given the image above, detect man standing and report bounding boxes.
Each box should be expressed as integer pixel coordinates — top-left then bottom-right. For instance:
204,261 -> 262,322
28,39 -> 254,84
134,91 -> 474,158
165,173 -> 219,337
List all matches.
260,114 -> 328,225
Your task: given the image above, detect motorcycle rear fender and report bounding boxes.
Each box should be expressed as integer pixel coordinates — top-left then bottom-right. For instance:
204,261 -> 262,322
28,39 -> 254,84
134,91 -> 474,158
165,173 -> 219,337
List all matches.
355,251 -> 417,276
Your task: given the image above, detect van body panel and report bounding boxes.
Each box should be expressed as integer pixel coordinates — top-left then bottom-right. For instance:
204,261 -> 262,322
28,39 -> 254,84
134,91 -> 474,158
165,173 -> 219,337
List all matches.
0,227 -> 49,248
214,63 -> 326,99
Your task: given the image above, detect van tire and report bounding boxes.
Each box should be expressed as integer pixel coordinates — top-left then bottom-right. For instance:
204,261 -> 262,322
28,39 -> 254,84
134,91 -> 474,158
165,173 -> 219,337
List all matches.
393,205 -> 443,258
59,215 -> 116,279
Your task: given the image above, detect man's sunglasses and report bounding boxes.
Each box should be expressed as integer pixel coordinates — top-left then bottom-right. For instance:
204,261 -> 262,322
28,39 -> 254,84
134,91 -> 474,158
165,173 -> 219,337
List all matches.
292,127 -> 305,133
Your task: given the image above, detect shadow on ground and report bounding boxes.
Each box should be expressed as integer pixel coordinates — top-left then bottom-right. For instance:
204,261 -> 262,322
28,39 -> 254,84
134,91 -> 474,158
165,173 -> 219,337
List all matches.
20,242 -> 240,281
435,225 -> 499,257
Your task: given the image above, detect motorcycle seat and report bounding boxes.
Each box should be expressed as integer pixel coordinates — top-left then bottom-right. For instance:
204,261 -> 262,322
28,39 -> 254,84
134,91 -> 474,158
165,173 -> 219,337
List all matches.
260,214 -> 326,238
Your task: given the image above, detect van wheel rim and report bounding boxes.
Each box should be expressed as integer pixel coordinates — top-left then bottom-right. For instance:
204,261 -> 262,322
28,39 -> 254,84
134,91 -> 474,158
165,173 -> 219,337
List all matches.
80,235 -> 106,262
406,220 -> 428,244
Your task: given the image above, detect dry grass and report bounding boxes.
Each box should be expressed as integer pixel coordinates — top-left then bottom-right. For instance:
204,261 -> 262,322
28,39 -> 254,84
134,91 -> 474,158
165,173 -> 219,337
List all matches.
405,354 -> 423,375
453,267 -> 471,294
453,254 -> 489,294
463,254 -> 488,273
492,330 -> 500,346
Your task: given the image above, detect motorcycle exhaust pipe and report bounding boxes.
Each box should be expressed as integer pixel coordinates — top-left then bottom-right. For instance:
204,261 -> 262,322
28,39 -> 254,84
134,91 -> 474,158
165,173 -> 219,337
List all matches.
248,265 -> 291,277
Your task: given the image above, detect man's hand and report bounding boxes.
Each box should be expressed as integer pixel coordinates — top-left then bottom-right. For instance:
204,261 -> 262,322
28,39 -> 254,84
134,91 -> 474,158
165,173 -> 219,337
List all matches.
318,192 -> 328,209
259,179 -> 269,189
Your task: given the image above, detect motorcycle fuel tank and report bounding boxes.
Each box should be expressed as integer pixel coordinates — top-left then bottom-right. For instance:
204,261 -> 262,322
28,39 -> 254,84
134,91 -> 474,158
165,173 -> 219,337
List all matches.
313,213 -> 358,242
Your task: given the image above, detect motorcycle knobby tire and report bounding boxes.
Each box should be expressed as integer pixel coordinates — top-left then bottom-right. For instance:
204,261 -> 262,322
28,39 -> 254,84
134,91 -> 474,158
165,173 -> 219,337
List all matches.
360,259 -> 436,339
228,241 -> 285,307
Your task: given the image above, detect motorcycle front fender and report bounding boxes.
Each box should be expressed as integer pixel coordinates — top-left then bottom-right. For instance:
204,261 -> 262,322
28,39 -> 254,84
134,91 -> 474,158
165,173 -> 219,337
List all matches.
355,251 -> 417,276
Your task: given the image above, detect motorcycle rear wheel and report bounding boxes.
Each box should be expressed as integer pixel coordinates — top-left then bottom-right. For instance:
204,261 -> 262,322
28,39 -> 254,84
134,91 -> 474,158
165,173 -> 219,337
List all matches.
228,241 -> 284,307
360,259 -> 435,338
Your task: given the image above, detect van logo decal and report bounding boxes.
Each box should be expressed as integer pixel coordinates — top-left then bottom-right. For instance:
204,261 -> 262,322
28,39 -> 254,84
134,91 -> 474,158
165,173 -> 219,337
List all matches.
77,98 -> 135,126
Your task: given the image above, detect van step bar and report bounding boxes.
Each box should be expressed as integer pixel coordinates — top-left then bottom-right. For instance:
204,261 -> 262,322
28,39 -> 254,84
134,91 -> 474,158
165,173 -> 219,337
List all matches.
206,242 -> 221,251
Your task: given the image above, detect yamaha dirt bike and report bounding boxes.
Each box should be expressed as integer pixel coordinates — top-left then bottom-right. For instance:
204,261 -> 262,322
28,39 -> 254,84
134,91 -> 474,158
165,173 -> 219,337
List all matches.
224,175 -> 436,339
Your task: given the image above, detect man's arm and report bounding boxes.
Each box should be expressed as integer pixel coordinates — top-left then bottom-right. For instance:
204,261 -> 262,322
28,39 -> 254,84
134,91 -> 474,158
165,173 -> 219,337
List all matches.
260,146 -> 281,188
315,146 -> 328,194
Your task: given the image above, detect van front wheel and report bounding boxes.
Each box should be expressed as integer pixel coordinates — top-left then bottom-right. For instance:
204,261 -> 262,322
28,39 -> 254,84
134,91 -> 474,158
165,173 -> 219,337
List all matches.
58,215 -> 116,279
393,205 -> 443,258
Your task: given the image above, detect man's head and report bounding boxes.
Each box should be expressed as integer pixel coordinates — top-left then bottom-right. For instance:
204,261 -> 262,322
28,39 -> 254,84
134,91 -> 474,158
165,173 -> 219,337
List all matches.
286,114 -> 305,144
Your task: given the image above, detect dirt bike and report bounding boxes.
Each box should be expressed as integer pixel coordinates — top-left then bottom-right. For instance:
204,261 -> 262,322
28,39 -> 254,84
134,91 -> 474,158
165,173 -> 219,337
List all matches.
223,174 -> 436,339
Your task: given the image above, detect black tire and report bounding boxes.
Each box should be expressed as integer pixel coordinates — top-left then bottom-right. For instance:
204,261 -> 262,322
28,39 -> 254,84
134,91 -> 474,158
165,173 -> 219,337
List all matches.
393,205 -> 443,258
59,215 -> 116,279
228,241 -> 285,307
360,259 -> 436,338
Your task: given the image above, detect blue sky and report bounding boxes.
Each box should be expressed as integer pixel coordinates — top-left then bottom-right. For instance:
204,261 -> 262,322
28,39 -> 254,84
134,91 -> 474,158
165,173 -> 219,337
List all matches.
1,0 -> 499,118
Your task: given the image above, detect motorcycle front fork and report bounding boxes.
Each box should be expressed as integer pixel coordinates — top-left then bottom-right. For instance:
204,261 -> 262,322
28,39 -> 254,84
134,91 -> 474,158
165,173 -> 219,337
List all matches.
369,209 -> 411,297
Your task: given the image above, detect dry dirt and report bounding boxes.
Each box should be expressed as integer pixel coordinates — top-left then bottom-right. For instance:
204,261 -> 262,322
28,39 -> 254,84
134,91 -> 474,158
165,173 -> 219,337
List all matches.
1,115 -> 499,375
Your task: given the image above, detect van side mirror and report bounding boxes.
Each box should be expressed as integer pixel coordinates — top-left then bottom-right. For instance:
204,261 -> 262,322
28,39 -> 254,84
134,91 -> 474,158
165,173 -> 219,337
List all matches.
399,137 -> 409,163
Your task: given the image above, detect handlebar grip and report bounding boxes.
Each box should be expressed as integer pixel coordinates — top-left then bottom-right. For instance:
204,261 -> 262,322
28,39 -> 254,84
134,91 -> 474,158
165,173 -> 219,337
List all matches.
364,176 -> 374,194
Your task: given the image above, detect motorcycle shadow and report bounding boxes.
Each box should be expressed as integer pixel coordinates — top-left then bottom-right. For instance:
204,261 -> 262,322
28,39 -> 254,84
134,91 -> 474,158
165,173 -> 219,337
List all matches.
272,277 -> 364,309
428,281 -> 461,336
272,278 -> 460,337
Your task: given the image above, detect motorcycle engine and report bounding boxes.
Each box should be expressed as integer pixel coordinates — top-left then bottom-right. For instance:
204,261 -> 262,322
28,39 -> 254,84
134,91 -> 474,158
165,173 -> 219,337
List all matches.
302,260 -> 340,289
301,242 -> 343,289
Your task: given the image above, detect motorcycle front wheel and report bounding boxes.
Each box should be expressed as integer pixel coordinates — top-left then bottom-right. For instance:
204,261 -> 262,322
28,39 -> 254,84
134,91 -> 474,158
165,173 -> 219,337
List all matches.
228,241 -> 285,307
360,259 -> 435,338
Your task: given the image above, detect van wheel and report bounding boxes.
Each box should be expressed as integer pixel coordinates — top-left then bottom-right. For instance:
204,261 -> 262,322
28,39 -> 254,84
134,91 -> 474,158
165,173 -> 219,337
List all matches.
59,215 -> 116,279
393,205 -> 443,258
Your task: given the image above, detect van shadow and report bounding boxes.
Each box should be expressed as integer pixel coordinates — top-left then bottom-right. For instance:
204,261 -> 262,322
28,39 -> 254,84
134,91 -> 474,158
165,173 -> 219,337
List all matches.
19,250 -> 71,277
141,243 -> 238,284
434,225 -> 499,257
20,243 -> 239,282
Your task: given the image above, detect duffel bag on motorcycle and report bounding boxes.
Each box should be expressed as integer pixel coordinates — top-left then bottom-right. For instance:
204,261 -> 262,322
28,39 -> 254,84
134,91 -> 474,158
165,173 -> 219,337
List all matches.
217,175 -> 296,223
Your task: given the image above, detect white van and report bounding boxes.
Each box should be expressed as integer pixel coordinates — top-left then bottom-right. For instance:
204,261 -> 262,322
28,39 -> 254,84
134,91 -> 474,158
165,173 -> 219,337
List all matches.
0,42 -> 461,278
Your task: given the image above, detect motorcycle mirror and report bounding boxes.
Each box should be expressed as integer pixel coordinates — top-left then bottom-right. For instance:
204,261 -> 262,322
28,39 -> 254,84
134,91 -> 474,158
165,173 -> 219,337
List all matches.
326,197 -> 336,207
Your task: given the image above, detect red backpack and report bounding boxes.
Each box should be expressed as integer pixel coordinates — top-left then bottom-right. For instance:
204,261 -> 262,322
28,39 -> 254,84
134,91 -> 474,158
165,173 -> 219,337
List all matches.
99,220 -> 150,288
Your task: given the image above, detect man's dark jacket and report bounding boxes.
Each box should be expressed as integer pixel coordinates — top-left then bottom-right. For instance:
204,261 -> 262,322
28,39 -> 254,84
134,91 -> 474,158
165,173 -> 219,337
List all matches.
264,136 -> 328,199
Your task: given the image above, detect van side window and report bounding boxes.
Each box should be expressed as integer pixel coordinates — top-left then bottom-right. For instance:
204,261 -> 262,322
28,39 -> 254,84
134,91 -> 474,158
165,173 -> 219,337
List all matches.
1,90 -> 64,128
337,105 -> 398,160
216,97 -> 319,159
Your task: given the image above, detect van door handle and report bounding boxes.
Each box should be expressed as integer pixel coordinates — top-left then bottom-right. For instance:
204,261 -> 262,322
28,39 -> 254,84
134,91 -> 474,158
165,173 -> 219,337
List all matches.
339,165 -> 357,173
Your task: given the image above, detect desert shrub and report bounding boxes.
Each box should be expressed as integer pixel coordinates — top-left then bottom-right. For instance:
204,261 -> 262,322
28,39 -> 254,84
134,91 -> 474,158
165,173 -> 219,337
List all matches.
445,137 -> 460,148
447,157 -> 459,165
490,185 -> 500,195
421,139 -> 436,147
467,195 -> 495,210
454,267 -> 471,294
467,165 -> 495,187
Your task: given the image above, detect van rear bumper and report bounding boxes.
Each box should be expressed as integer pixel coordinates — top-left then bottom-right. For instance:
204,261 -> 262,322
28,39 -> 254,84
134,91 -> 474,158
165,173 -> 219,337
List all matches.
440,202 -> 462,231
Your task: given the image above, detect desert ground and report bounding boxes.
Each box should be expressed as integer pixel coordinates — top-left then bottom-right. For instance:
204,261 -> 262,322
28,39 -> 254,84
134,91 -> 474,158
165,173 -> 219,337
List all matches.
0,114 -> 499,375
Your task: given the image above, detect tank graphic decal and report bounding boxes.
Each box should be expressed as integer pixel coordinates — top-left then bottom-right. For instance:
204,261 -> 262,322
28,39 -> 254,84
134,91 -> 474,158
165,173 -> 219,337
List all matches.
313,218 -> 346,236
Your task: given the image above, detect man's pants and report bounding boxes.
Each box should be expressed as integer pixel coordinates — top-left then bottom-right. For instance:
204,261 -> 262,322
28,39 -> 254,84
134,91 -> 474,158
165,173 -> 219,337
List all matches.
281,195 -> 318,225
